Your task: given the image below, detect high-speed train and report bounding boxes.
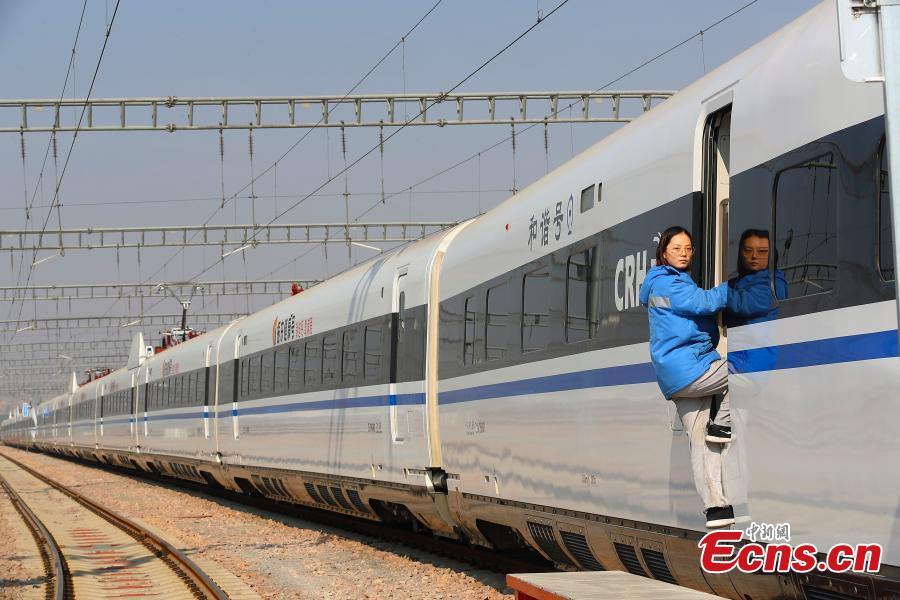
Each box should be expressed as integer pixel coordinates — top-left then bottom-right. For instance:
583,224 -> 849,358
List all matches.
4,3 -> 899,598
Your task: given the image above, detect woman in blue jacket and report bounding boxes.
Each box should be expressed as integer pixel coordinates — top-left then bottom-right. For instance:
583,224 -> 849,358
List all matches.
639,226 -> 733,528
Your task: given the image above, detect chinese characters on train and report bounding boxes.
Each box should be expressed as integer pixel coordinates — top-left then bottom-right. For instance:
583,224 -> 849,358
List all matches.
273,313 -> 314,345
527,194 -> 575,250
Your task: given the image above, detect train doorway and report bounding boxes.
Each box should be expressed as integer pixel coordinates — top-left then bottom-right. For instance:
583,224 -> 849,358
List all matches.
701,106 -> 732,353
389,269 -> 408,443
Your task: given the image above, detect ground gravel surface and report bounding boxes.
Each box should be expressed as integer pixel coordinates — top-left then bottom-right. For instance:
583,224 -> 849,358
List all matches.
1,447 -> 514,599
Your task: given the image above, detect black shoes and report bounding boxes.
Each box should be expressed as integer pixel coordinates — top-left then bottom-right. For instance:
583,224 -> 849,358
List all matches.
706,423 -> 731,444
705,505 -> 735,528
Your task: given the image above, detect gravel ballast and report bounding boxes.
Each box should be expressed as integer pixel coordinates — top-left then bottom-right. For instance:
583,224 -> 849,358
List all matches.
1,447 -> 513,599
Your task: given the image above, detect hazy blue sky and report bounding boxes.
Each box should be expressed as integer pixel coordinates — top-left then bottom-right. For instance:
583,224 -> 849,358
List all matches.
0,0 -> 820,402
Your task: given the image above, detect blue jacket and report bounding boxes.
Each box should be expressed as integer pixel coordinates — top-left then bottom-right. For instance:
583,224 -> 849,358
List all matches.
725,269 -> 788,328
639,265 -> 727,398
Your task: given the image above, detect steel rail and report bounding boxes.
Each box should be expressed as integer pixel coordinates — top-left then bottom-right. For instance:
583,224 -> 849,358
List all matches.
0,467 -> 68,600
0,450 -> 228,600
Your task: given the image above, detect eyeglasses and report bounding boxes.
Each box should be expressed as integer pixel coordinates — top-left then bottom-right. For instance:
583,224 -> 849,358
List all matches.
668,246 -> 693,255
740,247 -> 770,257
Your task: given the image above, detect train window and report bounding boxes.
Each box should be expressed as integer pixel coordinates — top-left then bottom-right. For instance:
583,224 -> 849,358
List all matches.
249,355 -> 261,397
879,139 -> 894,281
305,340 -> 322,387
180,375 -> 188,407
193,372 -> 201,405
342,329 -> 358,383
567,248 -> 597,342
240,359 -> 249,399
261,351 -> 275,396
581,184 -> 595,213
218,360 -> 234,404
485,281 -> 509,361
463,296 -> 477,365
190,372 -> 198,406
522,270 -> 550,352
323,334 -> 339,384
774,152 -> 838,297
275,348 -> 289,393
364,325 -> 382,380
289,344 -> 303,391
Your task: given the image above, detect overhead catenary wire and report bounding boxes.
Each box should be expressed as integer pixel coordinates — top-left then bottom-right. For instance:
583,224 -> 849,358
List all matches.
68,1 -> 447,334
7,0 -> 122,343
257,0 -> 764,282
224,0 -> 576,283
9,0 -> 764,389
90,0 -> 446,327
352,0 -> 763,224
7,0 -> 89,322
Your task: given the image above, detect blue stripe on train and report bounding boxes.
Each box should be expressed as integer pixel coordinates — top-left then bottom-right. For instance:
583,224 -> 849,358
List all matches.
438,362 -> 657,405
728,329 -> 898,374
70,329 -> 899,424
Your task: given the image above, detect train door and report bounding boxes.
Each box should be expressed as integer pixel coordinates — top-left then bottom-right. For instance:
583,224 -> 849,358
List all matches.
204,343 -> 213,440
701,106 -> 732,354
389,269 -> 408,443
231,332 -> 243,443
96,383 -> 105,446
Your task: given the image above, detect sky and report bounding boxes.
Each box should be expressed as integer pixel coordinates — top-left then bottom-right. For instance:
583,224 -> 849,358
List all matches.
0,0 -> 821,409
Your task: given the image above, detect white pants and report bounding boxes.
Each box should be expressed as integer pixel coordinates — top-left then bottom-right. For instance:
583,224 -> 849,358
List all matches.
671,359 -> 729,509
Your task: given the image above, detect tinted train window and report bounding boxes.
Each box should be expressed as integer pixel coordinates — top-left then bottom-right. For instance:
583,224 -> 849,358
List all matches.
581,184 -> 595,213
249,356 -> 261,396
261,351 -> 274,396
305,339 -> 322,387
463,296 -> 477,365
522,270 -> 550,352
240,359 -> 249,399
879,139 -> 894,281
567,249 -> 597,342
289,344 -> 303,391
342,329 -> 358,382
218,360 -> 234,404
275,348 -> 289,393
774,152 -> 838,298
323,334 -> 338,384
198,371 -> 207,406
186,373 -> 195,406
364,326 -> 382,380
485,281 -> 509,361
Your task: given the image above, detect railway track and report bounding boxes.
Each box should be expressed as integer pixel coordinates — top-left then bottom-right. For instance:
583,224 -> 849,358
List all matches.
0,452 -> 230,600
6,446 -> 553,581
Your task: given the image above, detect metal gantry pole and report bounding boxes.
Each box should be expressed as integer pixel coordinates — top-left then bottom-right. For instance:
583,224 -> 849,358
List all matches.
0,91 -> 674,133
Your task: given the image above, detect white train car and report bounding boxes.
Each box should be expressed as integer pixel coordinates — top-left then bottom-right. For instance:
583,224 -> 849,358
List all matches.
137,329 -> 219,462
96,366 -> 139,456
3,3 -> 898,598
204,229 -> 468,534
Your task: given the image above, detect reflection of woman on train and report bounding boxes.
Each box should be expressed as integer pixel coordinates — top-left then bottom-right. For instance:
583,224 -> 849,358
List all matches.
726,229 -> 788,328
639,226 -> 734,528
726,229 -> 788,375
